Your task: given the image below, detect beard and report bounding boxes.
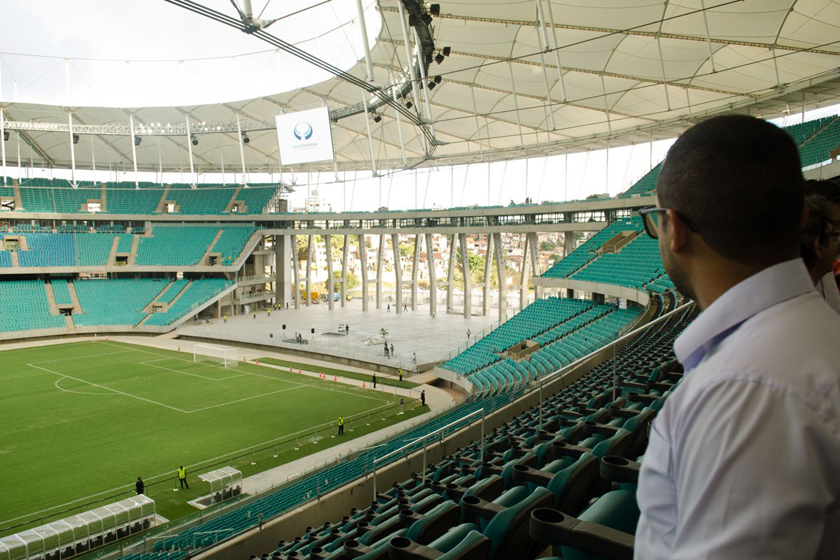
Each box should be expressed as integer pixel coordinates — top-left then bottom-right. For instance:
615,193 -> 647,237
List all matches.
660,239 -> 697,302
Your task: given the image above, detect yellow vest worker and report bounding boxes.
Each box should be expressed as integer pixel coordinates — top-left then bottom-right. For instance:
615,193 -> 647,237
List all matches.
338,416 -> 345,435
177,466 -> 189,490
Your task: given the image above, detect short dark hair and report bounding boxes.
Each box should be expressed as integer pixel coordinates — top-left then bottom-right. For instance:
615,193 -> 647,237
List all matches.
656,115 -> 804,264
804,178 -> 840,204
801,194 -> 835,269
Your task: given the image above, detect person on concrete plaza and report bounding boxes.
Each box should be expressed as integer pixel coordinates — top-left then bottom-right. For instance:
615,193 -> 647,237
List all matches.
635,114 -> 840,559
372,373 -> 377,388
466,329 -> 471,341
801,193 -> 840,292
399,368 -> 403,382
135,477 -> 144,495
420,390 -> 426,407
268,308 -> 271,317
338,415 -> 344,435
177,465 -> 189,490
223,314 -> 227,323
412,352 -> 417,364
390,343 -> 395,356
403,304 -> 408,312
253,312 -> 256,319
387,303 -> 391,312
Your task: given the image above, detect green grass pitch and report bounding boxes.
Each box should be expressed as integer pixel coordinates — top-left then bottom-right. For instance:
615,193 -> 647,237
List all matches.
0,340 -> 424,535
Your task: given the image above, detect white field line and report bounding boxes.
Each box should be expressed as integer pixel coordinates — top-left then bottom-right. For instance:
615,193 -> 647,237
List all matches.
54,377 -> 111,396
27,348 -> 133,365
188,386 -> 305,413
139,358 -> 251,382
28,363 -> 190,413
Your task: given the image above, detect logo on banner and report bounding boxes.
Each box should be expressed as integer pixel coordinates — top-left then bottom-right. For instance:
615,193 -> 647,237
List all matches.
294,122 -> 314,141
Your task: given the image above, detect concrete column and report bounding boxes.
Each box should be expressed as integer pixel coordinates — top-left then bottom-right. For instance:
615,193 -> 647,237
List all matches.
341,234 -> 349,308
392,234 -> 403,314
520,234 -> 530,310
564,231 -> 576,257
326,234 -> 334,311
274,234 -> 292,307
459,233 -> 471,318
411,233 -> 421,311
426,232 -> 437,316
483,233 -> 493,316
494,232 -> 507,322
376,234 -> 384,309
446,235 -> 456,313
292,234 -> 300,309
306,234 -> 313,306
528,232 -> 542,299
358,234 -> 369,312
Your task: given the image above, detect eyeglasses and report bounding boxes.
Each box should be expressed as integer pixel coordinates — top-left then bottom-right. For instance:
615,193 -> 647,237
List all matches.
639,206 -> 700,239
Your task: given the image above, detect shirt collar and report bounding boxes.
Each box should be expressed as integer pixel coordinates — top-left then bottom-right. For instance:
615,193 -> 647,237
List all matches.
674,258 -> 814,371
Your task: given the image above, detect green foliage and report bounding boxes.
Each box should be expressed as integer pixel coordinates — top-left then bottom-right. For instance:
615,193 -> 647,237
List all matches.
331,270 -> 360,292
539,241 -> 556,252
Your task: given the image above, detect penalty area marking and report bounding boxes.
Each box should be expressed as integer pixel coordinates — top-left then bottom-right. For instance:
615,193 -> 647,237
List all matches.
139,358 -> 251,382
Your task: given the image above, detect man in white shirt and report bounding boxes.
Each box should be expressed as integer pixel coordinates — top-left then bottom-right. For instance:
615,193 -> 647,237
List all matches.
635,115 -> 840,559
804,179 -> 840,314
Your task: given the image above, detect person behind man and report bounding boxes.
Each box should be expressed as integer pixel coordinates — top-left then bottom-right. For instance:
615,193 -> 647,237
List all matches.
801,193 -> 840,288
135,476 -> 144,495
804,179 -> 840,314
636,114 -> 840,559
177,465 -> 189,490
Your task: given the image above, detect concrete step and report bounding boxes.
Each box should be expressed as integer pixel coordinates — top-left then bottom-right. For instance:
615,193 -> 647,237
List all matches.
200,229 -> 224,265
67,280 -> 83,313
44,282 -> 60,315
10,251 -> 19,267
129,235 -> 140,265
155,184 -> 172,213
100,182 -> 108,213
65,315 -> 75,331
107,235 -> 120,265
139,281 -> 192,326
223,185 -> 244,213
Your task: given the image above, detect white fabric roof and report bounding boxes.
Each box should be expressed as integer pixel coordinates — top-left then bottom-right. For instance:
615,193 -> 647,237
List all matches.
3,0 -> 840,173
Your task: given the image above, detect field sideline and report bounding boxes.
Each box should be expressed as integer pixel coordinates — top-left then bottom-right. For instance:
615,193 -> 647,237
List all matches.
0,340 -> 422,534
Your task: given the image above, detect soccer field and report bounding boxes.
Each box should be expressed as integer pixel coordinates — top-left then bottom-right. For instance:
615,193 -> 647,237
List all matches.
0,340 -> 421,534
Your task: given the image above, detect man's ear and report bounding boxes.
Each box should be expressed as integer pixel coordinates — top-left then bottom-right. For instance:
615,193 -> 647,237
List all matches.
813,235 -> 826,260
667,209 -> 691,253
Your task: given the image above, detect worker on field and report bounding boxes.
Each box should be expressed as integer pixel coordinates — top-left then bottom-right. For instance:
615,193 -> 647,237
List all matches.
136,477 -> 145,495
338,415 -> 344,435
177,465 -> 189,490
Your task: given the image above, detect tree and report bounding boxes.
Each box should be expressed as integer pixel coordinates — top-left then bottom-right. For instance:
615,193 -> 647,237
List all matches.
331,270 -> 360,292
539,241 -> 556,252
399,241 -> 415,258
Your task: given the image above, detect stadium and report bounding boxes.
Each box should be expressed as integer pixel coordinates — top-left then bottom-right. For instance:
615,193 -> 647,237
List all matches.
1,0 -> 839,559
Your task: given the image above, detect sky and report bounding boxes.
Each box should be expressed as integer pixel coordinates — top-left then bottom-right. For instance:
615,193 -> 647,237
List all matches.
0,0 -> 379,107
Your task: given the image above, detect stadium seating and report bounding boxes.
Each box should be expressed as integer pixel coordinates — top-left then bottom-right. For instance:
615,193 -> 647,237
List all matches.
156,279 -> 190,304
542,220 -> 639,279
16,233 -> 75,267
165,185 -> 235,214
571,235 -> 665,290
0,280 -> 66,332
74,278 -> 168,326
51,278 -> 73,306
145,279 -> 233,326
618,164 -> 661,199
135,227 -> 218,266
106,185 -> 164,214
233,185 -> 277,214
0,250 -> 11,267
78,233 -> 115,266
212,227 -> 256,265
798,116 -> 840,167
116,233 -> 134,253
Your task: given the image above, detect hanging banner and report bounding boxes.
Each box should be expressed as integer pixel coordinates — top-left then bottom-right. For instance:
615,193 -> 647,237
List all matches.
276,107 -> 335,165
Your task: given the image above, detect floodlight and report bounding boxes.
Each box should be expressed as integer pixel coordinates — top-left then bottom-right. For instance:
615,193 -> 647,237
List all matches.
443,46 -> 451,57
134,136 -> 142,146
373,114 -> 382,123
421,13 -> 432,25
435,53 -> 445,65
406,101 -> 413,109
72,134 -> 79,144
430,4 -> 441,16
2,131 -> 8,141
242,132 -> 250,144
191,135 -> 199,146
434,75 -> 442,84
427,81 -> 436,90
408,14 -> 418,26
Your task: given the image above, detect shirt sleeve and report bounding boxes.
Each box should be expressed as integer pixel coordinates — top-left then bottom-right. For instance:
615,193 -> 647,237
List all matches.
669,378 -> 837,559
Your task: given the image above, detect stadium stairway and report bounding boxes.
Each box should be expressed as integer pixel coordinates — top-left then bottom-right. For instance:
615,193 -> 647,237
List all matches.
129,235 -> 140,265
223,185 -> 244,213
44,281 -> 60,315
200,230 -> 224,265
107,235 -> 120,265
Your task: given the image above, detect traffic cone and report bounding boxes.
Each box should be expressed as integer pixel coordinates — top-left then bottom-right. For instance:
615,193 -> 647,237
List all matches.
256,359 -> 259,365
105,337 -> 109,341
362,382 -> 366,388
298,369 -> 302,374
289,366 -> 293,372
243,357 -> 246,362
333,376 -> 337,382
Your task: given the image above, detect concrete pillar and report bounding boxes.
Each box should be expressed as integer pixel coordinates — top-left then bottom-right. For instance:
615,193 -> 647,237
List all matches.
376,234 -> 384,309
273,234 -> 292,307
459,233 -> 471,318
564,231 -> 576,257
483,233 -> 493,316
341,235 -> 349,308
520,234 -> 530,310
493,232 -> 507,322
306,234 -> 313,306
411,233 -> 421,311
528,232 -> 543,299
426,233 -> 437,316
358,234 -> 369,312
292,234 -> 300,309
326,234 -> 334,311
392,233 -> 403,313
446,235 -> 456,314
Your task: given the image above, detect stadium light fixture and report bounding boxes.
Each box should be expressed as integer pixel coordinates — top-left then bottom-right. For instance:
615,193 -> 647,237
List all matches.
430,4 -> 441,16
443,46 -> 451,57
373,114 -> 382,123
3,130 -> 9,141
434,75 -> 442,84
406,101 -> 413,109
435,53 -> 445,65
134,136 -> 142,146
72,134 -> 80,144
191,135 -> 199,146
408,14 -> 418,26
427,81 -> 436,90
421,13 -> 432,25
242,132 -> 250,144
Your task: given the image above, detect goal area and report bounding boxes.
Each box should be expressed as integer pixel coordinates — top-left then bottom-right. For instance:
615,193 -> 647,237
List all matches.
194,344 -> 239,368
